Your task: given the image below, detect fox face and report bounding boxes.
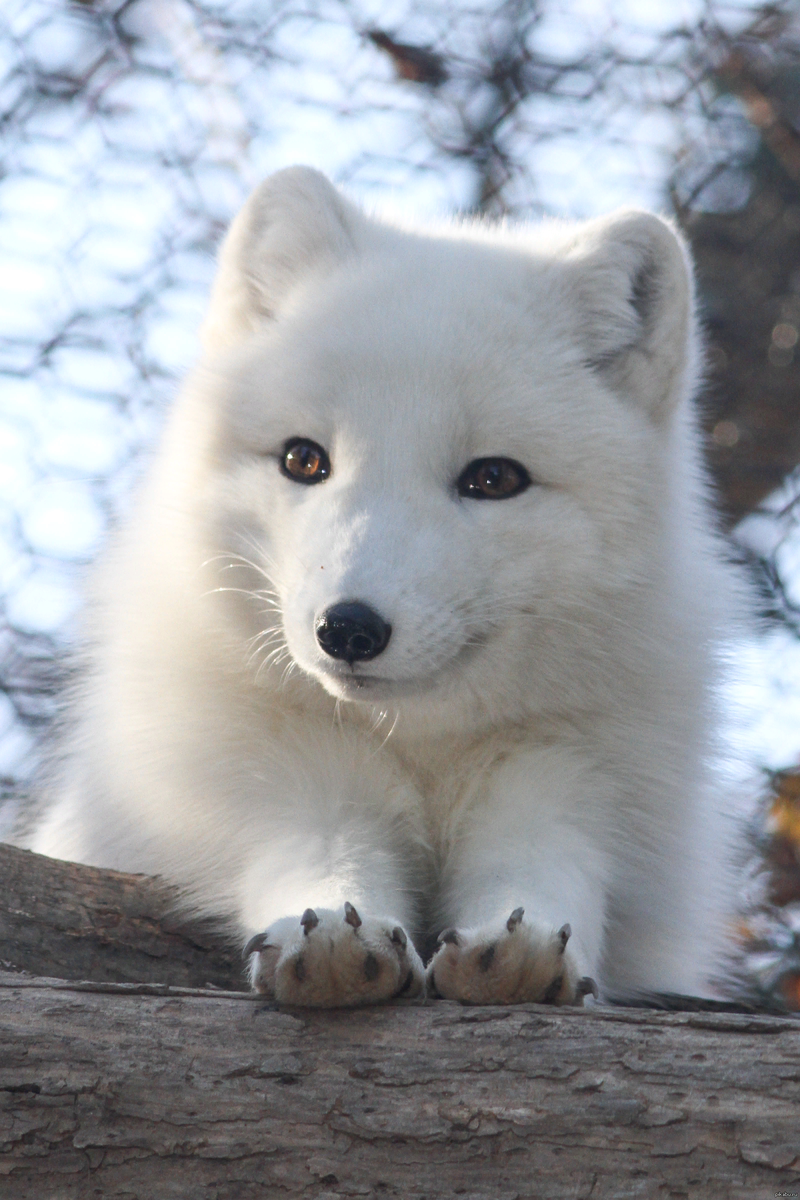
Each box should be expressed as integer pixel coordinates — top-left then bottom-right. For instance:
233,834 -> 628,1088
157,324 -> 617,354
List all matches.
188,168 -> 693,728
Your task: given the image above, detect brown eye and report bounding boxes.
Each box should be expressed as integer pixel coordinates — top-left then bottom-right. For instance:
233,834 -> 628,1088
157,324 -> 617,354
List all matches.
457,457 -> 531,500
281,438 -> 331,484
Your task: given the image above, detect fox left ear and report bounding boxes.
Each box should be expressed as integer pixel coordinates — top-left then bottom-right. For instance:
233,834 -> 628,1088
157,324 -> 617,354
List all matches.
563,210 -> 696,421
201,166 -> 363,354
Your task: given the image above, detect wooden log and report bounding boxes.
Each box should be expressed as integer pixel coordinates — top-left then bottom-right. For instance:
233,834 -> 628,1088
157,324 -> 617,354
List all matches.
0,843 -> 242,990
1,844 -> 799,1197
1,973 -> 799,1199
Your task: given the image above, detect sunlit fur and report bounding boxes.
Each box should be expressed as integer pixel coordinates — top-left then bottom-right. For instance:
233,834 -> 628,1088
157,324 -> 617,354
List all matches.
32,167 -> 746,1001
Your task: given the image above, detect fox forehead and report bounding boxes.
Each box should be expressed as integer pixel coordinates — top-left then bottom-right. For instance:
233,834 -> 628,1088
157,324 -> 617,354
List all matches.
272,234 -> 581,384
217,247 -> 646,491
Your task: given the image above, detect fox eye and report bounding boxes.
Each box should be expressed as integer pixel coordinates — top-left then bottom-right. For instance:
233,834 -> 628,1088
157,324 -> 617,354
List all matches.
457,457 -> 531,500
280,438 -> 331,484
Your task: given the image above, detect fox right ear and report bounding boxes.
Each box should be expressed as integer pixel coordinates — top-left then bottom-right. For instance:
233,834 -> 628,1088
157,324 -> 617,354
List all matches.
562,209 -> 695,422
201,167 -> 360,354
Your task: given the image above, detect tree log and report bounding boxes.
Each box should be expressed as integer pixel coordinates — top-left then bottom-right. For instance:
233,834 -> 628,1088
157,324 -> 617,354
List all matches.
1,844 -> 799,1198
1,974 -> 799,1199
0,843 -> 242,989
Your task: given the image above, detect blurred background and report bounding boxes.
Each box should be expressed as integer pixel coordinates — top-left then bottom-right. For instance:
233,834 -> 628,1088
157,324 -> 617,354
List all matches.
1,0 -> 800,1007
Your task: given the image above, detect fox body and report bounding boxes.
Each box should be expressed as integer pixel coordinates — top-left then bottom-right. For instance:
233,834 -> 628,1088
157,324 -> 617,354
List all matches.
32,167 -> 742,1005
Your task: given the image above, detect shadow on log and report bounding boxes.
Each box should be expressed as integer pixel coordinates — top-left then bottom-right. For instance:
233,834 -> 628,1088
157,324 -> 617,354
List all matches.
1,844 -> 799,1198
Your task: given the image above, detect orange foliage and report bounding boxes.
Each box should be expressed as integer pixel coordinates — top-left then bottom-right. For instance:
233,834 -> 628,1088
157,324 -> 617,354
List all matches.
779,972 -> 800,1012
768,770 -> 800,849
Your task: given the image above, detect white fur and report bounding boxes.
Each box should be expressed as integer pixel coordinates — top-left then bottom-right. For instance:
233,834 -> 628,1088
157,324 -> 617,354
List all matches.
31,167 -> 744,1006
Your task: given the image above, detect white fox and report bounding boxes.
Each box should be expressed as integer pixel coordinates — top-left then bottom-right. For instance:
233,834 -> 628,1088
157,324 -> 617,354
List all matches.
32,166 -> 744,1007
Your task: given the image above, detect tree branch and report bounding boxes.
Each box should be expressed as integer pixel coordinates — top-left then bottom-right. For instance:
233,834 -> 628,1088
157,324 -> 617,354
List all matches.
1,844 -> 799,1196
1,972 -> 799,1198
0,843 -> 242,990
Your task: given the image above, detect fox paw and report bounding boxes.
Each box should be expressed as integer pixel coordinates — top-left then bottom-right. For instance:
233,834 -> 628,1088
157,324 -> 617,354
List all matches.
244,902 -> 425,1008
428,907 -> 598,1006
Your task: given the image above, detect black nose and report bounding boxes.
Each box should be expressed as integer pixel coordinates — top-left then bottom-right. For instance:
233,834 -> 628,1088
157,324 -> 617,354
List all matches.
315,602 -> 392,664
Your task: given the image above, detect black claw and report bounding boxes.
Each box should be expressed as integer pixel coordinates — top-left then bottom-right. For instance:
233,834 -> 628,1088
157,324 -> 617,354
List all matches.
243,932 -> 270,959
437,927 -> 461,947
364,952 -> 380,981
557,922 -> 571,953
576,975 -> 599,1000
300,908 -> 319,936
507,907 -> 524,932
393,968 -> 414,997
478,944 -> 496,973
344,901 -> 362,929
391,926 -> 407,950
294,955 -> 306,982
542,973 -> 565,1004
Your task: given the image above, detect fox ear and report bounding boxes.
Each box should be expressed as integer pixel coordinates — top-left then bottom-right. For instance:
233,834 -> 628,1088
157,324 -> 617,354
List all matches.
202,166 -> 360,353
563,210 -> 695,421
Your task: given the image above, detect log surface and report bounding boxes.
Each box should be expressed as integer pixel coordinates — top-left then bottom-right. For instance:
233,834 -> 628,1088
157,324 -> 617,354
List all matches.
0,843 -> 242,989
2,844 -> 800,1198
1,972 -> 799,1200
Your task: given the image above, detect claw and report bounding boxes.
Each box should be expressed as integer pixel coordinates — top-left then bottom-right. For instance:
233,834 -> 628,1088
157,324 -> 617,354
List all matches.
243,931 -> 271,959
300,908 -> 319,935
364,952 -> 380,981
507,907 -> 524,932
390,926 -> 407,949
542,972 -> 565,1004
437,927 -> 461,946
557,922 -> 571,953
394,968 -> 414,997
576,975 -> 599,1000
344,901 -> 362,929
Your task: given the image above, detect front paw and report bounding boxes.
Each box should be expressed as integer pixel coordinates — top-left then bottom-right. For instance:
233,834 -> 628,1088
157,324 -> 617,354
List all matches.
428,907 -> 597,1006
244,902 -> 424,1008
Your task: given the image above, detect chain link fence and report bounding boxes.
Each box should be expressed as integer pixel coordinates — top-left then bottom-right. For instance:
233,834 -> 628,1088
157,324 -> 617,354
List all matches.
2,0 -> 799,1003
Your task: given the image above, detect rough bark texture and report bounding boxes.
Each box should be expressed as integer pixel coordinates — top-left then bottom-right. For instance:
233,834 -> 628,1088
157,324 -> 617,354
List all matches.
1,973 -> 799,1200
0,843 -> 243,990
2,845 -> 800,1198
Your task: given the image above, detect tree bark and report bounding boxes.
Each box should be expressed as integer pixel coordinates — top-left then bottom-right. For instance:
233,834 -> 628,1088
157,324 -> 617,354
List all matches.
1,845 -> 799,1198
1,973 -> 798,1199
0,843 -> 242,990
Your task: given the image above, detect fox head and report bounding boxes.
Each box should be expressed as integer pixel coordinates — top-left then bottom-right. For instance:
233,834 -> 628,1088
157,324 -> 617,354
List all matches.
179,167 -> 700,731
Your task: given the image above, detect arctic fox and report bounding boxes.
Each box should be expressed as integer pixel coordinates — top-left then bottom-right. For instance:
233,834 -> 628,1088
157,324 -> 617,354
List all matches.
32,166 -> 742,1007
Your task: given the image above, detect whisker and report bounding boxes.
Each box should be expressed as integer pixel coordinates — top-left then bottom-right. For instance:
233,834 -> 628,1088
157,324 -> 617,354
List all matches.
203,584 -> 281,611
279,659 -> 300,690
255,646 -> 292,685
202,547 -> 282,602
247,641 -> 284,671
375,708 -> 400,750
259,645 -> 290,669
246,625 -> 284,650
